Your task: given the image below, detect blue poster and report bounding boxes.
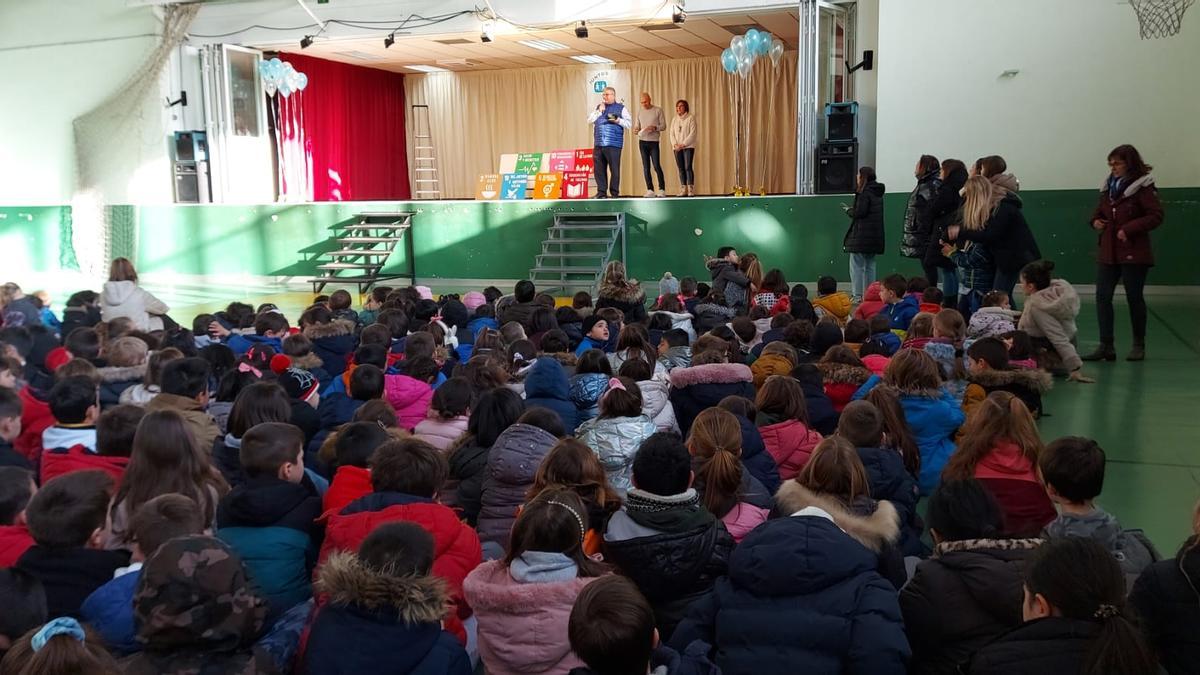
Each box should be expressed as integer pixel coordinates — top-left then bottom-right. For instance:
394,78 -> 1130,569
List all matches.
501,173 -> 529,200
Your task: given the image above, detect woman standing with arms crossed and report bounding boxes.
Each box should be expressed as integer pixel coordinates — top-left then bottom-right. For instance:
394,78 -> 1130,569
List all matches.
670,100 -> 697,197
843,166 -> 886,302
1082,145 -> 1163,362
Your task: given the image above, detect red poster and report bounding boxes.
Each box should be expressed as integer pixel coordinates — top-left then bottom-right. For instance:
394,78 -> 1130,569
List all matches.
573,148 -> 594,174
548,150 -> 575,172
561,171 -> 591,199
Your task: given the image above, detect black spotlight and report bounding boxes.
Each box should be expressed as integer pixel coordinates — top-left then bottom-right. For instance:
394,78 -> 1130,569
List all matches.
384,33 -> 395,48
672,5 -> 686,24
575,21 -> 588,39
300,35 -> 314,49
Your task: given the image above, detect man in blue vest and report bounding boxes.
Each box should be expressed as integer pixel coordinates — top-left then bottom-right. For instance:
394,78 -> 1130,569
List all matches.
586,86 -> 632,198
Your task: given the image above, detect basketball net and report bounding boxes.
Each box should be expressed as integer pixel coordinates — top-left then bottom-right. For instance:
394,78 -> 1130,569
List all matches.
1130,0 -> 1194,38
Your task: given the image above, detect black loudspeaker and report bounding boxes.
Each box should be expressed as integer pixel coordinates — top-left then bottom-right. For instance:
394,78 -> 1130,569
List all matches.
816,142 -> 857,194
173,131 -> 208,162
174,161 -> 211,203
824,101 -> 858,142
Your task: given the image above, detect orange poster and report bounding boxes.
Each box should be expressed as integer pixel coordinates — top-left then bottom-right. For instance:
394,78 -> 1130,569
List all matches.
475,173 -> 501,200
533,173 -> 563,200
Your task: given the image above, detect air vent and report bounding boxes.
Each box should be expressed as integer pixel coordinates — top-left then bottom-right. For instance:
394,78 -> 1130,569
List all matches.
435,38 -> 474,45
436,58 -> 480,67
642,24 -> 681,32
333,50 -> 386,61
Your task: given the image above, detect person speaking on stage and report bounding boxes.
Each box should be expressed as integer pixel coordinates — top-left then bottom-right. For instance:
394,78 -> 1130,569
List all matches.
587,86 -> 632,199
633,92 -> 667,198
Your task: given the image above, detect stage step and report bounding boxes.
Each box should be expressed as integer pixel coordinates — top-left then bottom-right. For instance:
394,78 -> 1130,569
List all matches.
308,212 -> 417,293
317,262 -> 381,270
529,212 -> 626,296
328,249 -> 392,257
337,236 -> 404,244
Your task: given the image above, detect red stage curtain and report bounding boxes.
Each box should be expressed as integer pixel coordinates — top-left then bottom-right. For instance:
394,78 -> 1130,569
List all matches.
281,53 -> 410,201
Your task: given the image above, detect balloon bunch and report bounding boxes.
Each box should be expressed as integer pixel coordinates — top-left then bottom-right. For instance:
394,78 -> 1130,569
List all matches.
258,58 -> 309,98
720,28 -> 785,77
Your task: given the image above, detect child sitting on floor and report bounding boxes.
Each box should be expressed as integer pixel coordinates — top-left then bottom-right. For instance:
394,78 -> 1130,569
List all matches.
968,290 -> 1018,340
812,275 -> 852,326
0,467 -> 36,567
880,274 -> 920,331
42,376 -> 99,453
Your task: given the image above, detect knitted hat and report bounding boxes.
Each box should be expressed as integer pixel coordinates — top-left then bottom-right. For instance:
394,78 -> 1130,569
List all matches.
462,291 -> 487,312
415,286 -> 434,300
269,354 -> 292,375
45,347 -> 72,373
581,315 -> 606,337
279,367 -> 318,401
658,272 -> 680,298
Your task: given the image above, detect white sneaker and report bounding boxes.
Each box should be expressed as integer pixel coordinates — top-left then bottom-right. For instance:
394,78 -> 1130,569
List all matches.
656,189 -> 666,198
644,190 -> 655,198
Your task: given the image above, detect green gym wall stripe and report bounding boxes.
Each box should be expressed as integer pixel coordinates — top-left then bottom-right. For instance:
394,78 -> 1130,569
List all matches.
3,188 -> 1199,285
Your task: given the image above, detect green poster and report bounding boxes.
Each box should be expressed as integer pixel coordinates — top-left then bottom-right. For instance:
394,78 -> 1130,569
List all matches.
515,153 -> 543,174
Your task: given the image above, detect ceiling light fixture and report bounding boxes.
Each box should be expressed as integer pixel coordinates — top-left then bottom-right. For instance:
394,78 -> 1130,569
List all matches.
518,38 -> 569,51
481,20 -> 494,43
406,64 -> 450,73
570,54 -> 613,64
575,21 -> 589,39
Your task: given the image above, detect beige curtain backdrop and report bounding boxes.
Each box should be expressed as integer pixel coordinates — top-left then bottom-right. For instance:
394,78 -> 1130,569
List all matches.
405,52 -> 798,198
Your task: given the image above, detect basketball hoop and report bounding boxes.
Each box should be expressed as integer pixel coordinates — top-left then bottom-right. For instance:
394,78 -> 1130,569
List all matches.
1130,0 -> 1195,38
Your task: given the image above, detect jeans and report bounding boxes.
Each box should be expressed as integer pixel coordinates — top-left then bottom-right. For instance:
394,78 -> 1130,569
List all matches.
850,253 -> 876,300
939,267 -> 959,300
639,140 -> 665,191
674,147 -> 695,185
593,145 -> 622,197
1096,262 -> 1149,344
994,269 -> 1020,309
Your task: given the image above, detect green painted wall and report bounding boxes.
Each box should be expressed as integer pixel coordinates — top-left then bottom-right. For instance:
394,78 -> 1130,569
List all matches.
0,205 -> 78,275
6,189 -> 1200,285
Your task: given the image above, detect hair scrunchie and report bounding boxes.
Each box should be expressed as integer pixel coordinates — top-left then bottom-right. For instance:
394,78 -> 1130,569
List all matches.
601,377 -> 626,400
32,617 -> 85,651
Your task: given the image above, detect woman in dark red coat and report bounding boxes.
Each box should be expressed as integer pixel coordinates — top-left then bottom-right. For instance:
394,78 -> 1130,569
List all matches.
1083,145 -> 1164,362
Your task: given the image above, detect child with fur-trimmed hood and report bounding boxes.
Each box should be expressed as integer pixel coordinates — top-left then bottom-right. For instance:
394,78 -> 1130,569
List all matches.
304,522 -> 472,675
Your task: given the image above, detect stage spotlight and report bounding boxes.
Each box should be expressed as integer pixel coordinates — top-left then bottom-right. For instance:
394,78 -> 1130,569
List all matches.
672,5 -> 686,24
300,35 -> 314,49
575,21 -> 588,39
481,21 -> 494,42
384,33 -> 396,48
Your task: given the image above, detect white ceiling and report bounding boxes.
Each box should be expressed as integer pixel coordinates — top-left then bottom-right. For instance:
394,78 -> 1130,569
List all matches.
263,10 -> 802,73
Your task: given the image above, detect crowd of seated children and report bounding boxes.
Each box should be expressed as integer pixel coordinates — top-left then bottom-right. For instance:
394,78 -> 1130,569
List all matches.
0,243 -> 1186,675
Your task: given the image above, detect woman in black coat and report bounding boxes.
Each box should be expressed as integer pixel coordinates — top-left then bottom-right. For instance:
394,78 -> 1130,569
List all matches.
901,155 -> 942,277
901,479 -> 1039,675
948,176 -> 1040,308
968,537 -> 1158,675
1130,508 -> 1200,675
923,159 -> 969,306
843,166 -> 886,302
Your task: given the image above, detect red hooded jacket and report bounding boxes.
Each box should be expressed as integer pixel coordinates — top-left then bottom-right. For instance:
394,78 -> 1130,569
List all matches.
40,445 -> 129,485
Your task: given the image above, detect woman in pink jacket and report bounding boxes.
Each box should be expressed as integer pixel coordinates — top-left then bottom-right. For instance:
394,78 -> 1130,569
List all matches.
385,356 -> 438,431
463,489 -> 607,675
755,376 -> 823,480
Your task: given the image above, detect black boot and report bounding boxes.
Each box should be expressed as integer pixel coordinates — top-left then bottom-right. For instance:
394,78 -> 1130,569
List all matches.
1126,342 -> 1145,362
1081,343 -> 1116,362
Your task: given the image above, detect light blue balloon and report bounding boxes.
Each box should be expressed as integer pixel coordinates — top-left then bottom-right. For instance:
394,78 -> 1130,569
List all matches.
745,28 -> 760,49
279,81 -> 293,97
295,72 -> 308,90
720,48 -> 737,73
758,31 -> 774,55
270,57 -> 283,67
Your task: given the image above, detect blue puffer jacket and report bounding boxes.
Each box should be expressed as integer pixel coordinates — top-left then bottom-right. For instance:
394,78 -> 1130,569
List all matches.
569,372 -> 610,426
305,321 -> 359,376
853,376 -> 965,494
215,475 -> 323,614
467,317 -> 499,339
80,568 -> 142,655
884,295 -> 921,331
857,446 -> 926,557
733,414 -> 781,495
670,513 -> 910,675
523,358 -> 579,433
302,551 -> 472,675
227,333 -> 282,356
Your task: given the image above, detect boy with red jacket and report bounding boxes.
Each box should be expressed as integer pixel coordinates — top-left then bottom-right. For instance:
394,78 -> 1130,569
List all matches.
0,467 -> 36,567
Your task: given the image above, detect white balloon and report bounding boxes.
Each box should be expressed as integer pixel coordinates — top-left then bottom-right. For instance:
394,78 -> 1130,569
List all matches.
737,59 -> 752,78
769,39 -> 784,66
730,35 -> 746,58
264,80 -> 278,97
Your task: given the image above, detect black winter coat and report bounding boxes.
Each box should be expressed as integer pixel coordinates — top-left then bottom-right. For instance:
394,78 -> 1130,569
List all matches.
604,516 -> 734,641
957,195 -> 1041,275
668,364 -> 756,438
596,281 -> 648,324
967,617 -> 1100,675
735,415 -> 781,495
844,181 -> 886,255
924,167 -> 968,270
670,515 -> 910,675
1130,540 -> 1200,675
902,171 -> 941,258
901,538 -> 1039,675
445,442 -> 488,526
856,446 -> 925,557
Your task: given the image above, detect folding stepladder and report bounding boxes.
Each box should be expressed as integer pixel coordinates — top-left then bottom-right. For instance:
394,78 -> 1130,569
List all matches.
411,104 -> 441,200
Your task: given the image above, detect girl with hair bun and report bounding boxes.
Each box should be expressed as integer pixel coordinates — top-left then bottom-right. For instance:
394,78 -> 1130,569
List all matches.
687,407 -> 772,543
968,536 -> 1158,675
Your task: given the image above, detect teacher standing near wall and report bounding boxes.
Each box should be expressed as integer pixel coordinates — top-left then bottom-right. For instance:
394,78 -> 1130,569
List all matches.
633,93 -> 667,198
587,86 -> 632,199
1082,144 -> 1163,363
670,100 -> 697,197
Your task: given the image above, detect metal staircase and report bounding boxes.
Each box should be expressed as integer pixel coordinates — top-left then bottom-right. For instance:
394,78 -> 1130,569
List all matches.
529,212 -> 625,295
308,211 -> 416,293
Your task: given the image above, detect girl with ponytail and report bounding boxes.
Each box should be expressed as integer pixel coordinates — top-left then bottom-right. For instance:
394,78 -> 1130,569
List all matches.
575,376 -> 656,494
687,407 -> 771,542
969,536 -> 1157,675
